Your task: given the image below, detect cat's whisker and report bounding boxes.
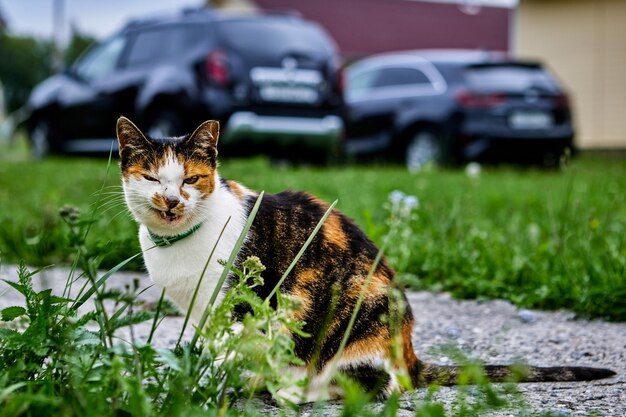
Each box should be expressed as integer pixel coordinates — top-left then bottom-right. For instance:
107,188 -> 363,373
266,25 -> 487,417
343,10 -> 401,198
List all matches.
97,192 -> 126,197
94,203 -> 127,214
95,198 -> 128,210
98,203 -> 132,216
90,187 -> 124,197
94,184 -> 123,190
105,208 -> 136,225
98,194 -> 127,202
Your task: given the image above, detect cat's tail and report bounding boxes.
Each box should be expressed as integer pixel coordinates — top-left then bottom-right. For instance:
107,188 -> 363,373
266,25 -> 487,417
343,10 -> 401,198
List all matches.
413,362 -> 616,386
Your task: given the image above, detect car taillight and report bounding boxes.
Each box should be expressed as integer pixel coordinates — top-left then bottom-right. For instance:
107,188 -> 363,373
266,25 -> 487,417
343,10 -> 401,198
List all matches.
553,93 -> 570,109
205,50 -> 229,86
336,67 -> 345,93
456,89 -> 505,108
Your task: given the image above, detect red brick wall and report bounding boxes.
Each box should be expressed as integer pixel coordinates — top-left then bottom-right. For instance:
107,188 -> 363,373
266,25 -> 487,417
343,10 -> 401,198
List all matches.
255,0 -> 511,58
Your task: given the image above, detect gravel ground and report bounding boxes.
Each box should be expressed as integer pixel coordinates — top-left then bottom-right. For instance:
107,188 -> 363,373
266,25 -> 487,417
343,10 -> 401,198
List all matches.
1,265 -> 623,416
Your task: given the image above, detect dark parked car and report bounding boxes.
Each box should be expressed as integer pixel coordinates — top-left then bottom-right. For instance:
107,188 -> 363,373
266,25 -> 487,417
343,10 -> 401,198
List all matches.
26,9 -> 344,158
344,49 -> 575,169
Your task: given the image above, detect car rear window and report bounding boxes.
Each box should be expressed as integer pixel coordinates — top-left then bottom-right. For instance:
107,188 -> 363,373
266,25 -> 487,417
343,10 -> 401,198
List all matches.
464,64 -> 557,92
216,20 -> 333,58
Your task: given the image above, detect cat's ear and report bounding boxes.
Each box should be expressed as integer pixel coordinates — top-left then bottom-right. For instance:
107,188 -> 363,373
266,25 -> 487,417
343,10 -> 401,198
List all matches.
116,116 -> 150,154
187,120 -> 220,149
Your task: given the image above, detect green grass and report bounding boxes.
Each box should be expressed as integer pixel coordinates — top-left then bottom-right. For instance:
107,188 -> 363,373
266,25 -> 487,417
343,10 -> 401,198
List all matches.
0,154 -> 624,320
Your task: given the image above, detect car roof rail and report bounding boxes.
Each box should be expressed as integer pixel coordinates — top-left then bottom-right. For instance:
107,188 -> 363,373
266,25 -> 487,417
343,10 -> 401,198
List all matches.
181,6 -> 216,17
121,7 -> 217,32
260,8 -> 303,19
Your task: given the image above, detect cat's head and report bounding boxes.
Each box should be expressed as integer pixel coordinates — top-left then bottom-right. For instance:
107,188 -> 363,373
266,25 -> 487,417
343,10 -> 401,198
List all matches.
116,117 -> 219,235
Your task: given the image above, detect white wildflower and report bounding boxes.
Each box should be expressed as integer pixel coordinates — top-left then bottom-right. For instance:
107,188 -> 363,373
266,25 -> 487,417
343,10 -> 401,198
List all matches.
389,190 -> 405,204
403,195 -> 420,210
465,162 -> 481,178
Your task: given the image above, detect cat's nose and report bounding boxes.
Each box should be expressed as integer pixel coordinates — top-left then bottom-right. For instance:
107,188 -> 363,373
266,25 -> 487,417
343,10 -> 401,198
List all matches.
165,196 -> 179,209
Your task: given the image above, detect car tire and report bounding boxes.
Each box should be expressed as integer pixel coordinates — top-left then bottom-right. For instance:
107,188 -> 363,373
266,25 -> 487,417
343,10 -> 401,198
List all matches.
405,130 -> 445,172
30,119 -> 57,159
147,110 -> 184,138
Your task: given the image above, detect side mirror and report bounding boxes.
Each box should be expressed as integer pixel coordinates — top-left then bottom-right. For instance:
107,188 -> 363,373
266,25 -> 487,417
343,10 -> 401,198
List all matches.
62,66 -> 85,82
62,66 -> 75,77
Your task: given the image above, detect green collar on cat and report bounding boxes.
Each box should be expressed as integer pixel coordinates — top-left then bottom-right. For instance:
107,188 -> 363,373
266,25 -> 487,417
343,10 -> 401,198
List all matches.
148,223 -> 203,247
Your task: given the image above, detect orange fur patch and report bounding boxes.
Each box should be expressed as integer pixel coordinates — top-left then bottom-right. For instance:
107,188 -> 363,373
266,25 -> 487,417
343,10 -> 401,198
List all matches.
342,327 -> 391,361
401,320 -> 418,372
150,194 -> 186,214
226,180 -> 245,201
124,164 -> 146,180
183,160 -> 216,197
366,273 -> 391,295
289,268 -> 318,321
346,270 -> 390,301
322,212 -> 348,250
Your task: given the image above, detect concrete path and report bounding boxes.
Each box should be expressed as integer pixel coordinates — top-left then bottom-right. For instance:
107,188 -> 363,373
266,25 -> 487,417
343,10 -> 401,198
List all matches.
1,265 -> 623,416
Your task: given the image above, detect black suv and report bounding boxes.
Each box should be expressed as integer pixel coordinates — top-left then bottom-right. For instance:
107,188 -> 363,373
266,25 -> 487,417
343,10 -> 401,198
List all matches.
26,9 -> 345,158
345,50 -> 575,169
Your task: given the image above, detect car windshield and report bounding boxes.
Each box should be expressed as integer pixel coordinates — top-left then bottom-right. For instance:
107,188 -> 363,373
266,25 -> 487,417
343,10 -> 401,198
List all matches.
464,65 -> 557,92
74,36 -> 126,82
217,19 -> 332,58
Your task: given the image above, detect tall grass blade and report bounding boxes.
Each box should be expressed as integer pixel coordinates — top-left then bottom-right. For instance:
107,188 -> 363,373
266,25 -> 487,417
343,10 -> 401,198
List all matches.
71,252 -> 142,311
176,217 -> 231,349
329,248 -> 385,377
148,288 -> 166,345
83,146 -> 115,241
190,191 -> 265,347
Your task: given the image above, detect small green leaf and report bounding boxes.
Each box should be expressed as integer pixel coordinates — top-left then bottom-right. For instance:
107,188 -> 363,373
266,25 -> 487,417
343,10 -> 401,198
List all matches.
156,348 -> 182,371
49,295 -> 73,305
1,306 -> 27,321
0,327 -> 19,339
110,311 -> 153,330
73,328 -> 101,347
71,251 -> 143,311
2,280 -> 26,296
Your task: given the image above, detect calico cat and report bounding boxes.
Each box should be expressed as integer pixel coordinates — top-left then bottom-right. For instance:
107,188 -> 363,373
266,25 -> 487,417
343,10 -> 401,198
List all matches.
116,116 -> 615,401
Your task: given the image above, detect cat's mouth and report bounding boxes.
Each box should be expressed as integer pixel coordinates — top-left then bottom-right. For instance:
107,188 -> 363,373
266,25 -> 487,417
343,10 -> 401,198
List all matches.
155,208 -> 181,223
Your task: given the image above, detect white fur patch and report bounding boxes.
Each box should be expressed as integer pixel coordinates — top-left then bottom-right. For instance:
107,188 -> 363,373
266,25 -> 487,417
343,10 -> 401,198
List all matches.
125,166 -> 249,323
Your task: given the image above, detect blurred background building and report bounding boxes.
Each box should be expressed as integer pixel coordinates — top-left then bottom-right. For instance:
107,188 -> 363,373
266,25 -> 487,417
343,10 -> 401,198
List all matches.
516,0 -> 626,150
249,0 -> 511,58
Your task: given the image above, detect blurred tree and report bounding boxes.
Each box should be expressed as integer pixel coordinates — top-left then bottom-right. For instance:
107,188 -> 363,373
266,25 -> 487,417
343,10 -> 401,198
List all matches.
0,33 -> 53,113
63,26 -> 96,67
0,29 -> 94,114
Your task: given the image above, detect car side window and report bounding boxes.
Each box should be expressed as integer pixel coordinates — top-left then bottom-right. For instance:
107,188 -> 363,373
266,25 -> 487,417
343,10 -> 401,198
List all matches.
126,26 -> 209,68
74,36 -> 127,82
373,67 -> 431,88
347,63 -> 442,102
126,30 -> 167,67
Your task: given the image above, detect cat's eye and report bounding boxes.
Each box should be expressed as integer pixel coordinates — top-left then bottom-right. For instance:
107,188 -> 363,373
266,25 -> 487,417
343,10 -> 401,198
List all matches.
184,175 -> 199,185
143,174 -> 158,182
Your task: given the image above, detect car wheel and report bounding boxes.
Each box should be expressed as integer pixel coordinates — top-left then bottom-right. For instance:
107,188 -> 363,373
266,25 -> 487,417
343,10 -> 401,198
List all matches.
147,111 -> 184,138
30,120 -> 54,159
405,131 -> 443,172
